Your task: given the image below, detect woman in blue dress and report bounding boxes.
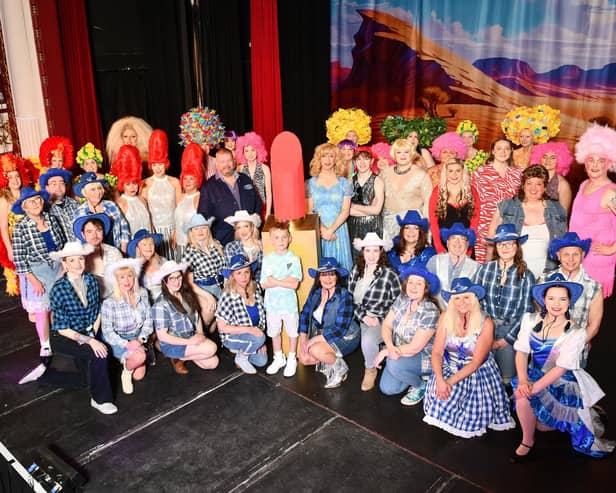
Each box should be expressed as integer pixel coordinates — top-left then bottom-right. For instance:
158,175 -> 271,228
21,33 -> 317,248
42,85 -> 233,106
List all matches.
511,274 -> 614,462
387,210 -> 436,274
306,143 -> 353,272
423,277 -> 515,438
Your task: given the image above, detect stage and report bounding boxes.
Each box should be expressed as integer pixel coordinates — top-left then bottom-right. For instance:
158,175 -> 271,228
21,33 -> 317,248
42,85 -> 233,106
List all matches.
0,278 -> 614,492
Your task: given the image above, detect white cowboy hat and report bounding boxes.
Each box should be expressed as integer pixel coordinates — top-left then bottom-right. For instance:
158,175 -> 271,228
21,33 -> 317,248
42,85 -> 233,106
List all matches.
104,258 -> 145,290
150,260 -> 189,286
352,232 -> 393,251
49,241 -> 94,261
223,209 -> 261,228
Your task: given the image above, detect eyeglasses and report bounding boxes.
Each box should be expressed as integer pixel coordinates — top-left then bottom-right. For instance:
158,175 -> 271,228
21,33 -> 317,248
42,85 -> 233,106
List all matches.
496,241 -> 516,249
167,273 -> 183,282
22,196 -> 43,207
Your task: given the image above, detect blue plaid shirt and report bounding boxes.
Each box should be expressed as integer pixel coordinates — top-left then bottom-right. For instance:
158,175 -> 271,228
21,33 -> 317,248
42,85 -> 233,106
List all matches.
50,273 -> 100,334
49,197 -> 80,241
474,261 -> 535,345
12,212 -> 66,274
224,240 -> 263,280
74,200 -> 130,249
101,288 -> 153,347
299,286 -> 354,345
151,297 -> 198,339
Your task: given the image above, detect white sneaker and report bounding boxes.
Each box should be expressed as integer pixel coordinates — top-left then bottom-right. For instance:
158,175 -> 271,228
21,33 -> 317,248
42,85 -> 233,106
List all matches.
121,367 -> 134,395
234,353 -> 257,375
18,363 -> 46,384
39,346 -> 52,358
90,399 -> 118,415
283,356 -> 297,377
266,354 -> 287,375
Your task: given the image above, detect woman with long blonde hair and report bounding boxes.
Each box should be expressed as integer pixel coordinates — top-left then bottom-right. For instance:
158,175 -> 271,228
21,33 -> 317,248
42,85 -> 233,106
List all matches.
306,143 -> 353,271
423,277 -> 514,438
428,158 -> 480,253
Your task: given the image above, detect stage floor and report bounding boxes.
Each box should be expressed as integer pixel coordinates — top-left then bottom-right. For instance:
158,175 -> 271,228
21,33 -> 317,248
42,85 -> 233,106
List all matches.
1,279 -> 614,492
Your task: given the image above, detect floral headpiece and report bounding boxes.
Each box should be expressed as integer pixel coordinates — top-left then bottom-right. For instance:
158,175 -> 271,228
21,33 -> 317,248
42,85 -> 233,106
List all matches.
456,120 -> 479,142
501,105 -> 560,145
325,108 -> 371,145
380,114 -> 446,148
76,142 -> 103,168
179,106 -> 225,147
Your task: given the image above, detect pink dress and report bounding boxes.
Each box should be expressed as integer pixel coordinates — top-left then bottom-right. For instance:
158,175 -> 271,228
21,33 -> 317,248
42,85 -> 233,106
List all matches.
471,164 -> 522,262
569,180 -> 616,297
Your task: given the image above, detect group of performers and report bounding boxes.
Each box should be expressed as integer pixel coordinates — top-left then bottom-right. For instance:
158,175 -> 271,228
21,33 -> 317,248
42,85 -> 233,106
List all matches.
1,104 -> 615,462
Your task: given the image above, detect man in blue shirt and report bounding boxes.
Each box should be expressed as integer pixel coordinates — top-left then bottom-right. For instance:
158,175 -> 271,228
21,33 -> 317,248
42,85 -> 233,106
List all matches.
198,148 -> 262,245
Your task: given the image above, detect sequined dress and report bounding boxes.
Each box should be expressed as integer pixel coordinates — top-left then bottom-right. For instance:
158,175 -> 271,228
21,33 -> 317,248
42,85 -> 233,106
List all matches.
348,173 -> 382,248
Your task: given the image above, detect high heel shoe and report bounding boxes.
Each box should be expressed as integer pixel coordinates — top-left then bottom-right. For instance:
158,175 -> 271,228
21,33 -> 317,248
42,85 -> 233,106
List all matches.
510,443 -> 535,464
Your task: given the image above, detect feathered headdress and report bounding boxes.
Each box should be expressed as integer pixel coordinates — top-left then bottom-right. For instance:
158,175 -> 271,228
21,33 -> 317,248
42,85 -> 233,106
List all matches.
180,143 -> 204,189
39,136 -> 74,169
112,145 -> 142,192
178,106 -> 225,147
0,153 -> 35,189
326,108 -> 371,145
501,105 -> 560,145
235,132 -> 268,164
148,130 -> 170,170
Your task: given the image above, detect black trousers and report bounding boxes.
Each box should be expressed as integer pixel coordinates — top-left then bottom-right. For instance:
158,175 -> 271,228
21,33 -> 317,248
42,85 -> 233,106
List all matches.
38,332 -> 113,403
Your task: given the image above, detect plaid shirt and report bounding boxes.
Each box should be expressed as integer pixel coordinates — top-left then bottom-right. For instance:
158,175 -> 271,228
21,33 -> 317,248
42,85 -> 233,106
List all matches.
12,212 -> 66,274
474,261 -> 535,345
74,200 -> 131,249
299,286 -> 354,345
50,273 -> 100,334
151,297 -> 199,339
216,289 -> 266,339
101,287 -> 153,347
348,265 -> 402,321
49,197 -> 80,241
181,244 -> 225,283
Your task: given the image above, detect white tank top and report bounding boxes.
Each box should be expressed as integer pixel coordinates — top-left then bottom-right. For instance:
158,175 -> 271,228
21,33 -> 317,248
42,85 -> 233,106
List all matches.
174,192 -> 199,247
148,176 -> 176,228
521,223 -> 550,279
122,194 -> 151,235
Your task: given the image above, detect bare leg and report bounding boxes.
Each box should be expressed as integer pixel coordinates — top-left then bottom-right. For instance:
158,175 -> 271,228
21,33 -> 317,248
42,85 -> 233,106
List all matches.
515,397 -> 537,455
34,311 -> 50,346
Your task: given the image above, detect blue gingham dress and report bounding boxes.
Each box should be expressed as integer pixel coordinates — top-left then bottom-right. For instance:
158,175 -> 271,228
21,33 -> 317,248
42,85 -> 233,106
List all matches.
423,316 -> 515,438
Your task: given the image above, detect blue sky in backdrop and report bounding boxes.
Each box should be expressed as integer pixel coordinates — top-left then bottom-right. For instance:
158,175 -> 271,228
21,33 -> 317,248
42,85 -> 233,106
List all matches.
332,0 -> 616,72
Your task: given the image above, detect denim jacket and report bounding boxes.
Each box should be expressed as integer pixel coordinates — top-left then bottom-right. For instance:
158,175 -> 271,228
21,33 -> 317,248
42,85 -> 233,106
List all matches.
497,197 -> 567,271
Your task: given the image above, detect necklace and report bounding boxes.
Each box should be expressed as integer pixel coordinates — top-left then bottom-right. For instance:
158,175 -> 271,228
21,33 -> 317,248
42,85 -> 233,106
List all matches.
393,164 -> 413,175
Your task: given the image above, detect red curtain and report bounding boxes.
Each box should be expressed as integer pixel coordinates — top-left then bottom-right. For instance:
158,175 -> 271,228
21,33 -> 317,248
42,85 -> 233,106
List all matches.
30,0 -> 103,151
250,0 -> 283,149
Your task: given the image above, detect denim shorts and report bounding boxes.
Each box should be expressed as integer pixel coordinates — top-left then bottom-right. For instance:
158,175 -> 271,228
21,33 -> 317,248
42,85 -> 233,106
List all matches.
159,341 -> 187,359
330,325 -> 360,357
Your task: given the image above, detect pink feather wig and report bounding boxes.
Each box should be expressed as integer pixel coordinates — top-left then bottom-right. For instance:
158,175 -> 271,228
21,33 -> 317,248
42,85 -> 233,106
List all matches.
235,132 -> 268,164
530,142 -> 574,176
430,132 -> 467,160
575,124 -> 616,169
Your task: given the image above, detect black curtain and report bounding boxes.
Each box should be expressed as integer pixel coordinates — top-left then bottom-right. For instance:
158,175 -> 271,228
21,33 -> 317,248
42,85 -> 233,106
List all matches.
277,0 -> 331,174
200,0 -> 252,136
86,0 -> 194,173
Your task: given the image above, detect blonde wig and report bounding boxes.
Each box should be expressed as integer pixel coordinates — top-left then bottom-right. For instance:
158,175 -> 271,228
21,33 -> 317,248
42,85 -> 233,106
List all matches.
436,159 -> 475,220
106,116 -> 153,164
309,143 -> 345,177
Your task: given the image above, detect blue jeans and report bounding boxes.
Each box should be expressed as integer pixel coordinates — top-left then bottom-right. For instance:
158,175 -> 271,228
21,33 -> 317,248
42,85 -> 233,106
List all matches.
379,354 -> 428,395
493,324 -> 516,380
222,332 -> 267,366
359,320 -> 383,369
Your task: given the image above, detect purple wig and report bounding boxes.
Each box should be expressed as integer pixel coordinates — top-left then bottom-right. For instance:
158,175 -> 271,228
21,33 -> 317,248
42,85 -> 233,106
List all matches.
224,130 -> 238,142
530,142 -> 574,176
337,139 -> 357,151
430,132 -> 467,160
235,132 -> 268,164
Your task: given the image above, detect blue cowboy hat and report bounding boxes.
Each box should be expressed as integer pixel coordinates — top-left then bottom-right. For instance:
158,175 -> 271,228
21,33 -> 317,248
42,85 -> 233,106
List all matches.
548,232 -> 592,260
127,229 -> 163,258
72,213 -> 111,243
11,187 -> 50,215
440,222 -> 476,248
399,265 -> 440,296
38,168 -> 72,189
531,273 -> 584,309
396,210 -> 429,231
442,277 -> 486,302
73,172 -> 108,198
485,223 -> 528,244
308,257 -> 349,278
183,213 -> 215,235
221,254 -> 257,279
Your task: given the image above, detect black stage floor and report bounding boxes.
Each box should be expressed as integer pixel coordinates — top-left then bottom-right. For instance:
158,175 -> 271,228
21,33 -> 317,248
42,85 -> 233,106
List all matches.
1,279 -> 614,492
